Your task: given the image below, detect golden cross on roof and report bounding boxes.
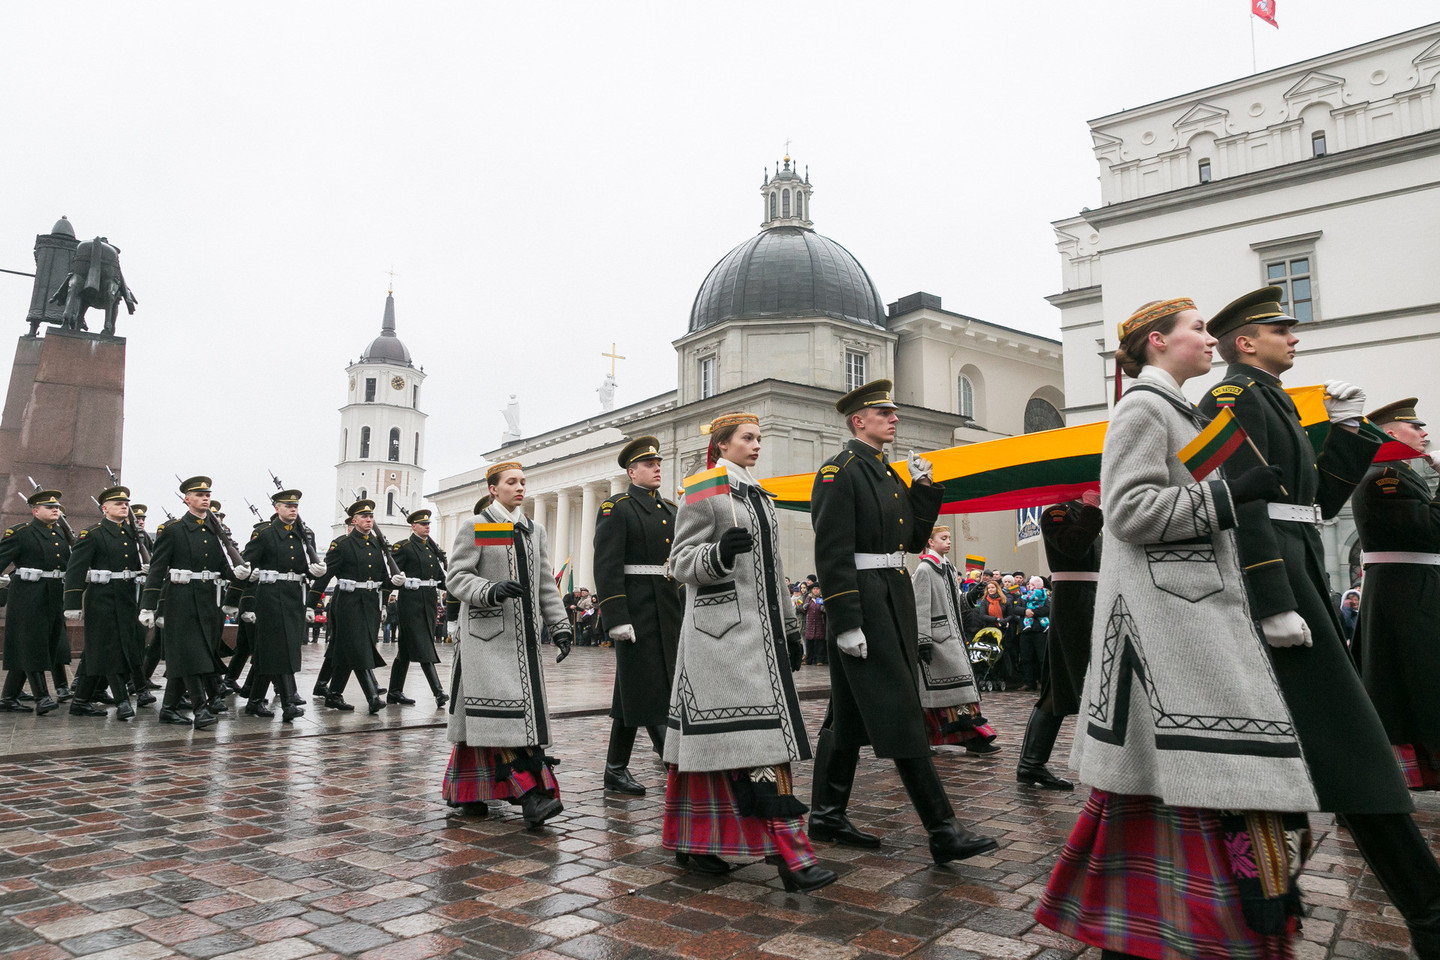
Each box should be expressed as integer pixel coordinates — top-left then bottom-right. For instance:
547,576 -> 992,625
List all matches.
784,138 -> 791,159
386,265 -> 399,294
602,342 -> 626,376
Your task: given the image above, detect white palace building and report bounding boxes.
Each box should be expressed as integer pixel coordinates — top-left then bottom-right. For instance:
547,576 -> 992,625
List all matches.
1049,21 -> 1440,587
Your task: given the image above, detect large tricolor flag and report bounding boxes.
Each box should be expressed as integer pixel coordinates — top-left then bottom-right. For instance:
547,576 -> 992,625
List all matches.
474,522 -> 515,546
1178,407 -> 1249,480
682,466 -> 731,503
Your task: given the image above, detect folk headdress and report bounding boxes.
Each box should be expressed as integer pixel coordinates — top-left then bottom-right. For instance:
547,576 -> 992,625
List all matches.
701,413 -> 759,468
1114,298 -> 1195,401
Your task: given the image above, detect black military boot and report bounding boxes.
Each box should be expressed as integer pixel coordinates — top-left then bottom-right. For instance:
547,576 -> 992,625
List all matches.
603,720 -> 646,795
278,674 -> 304,723
1016,707 -> 1074,790
894,755 -> 998,864
520,787 -> 564,830
159,677 -> 192,724
1342,813 -> 1440,960
189,678 -> 218,730
808,726 -> 881,848
69,699 -> 107,717
110,676 -> 134,721
421,662 -> 446,707
28,673 -> 58,715
358,670 -> 385,715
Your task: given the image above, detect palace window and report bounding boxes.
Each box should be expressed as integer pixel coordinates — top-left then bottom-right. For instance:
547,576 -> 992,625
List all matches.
412,385 -> 419,407
958,375 -> 975,419
359,426 -> 371,459
769,192 -> 777,220
844,351 -> 867,392
782,189 -> 790,219
364,377 -> 376,402
1266,256 -> 1315,323
1024,398 -> 1064,434
1197,158 -> 1212,183
1312,131 -> 1327,157
387,491 -> 396,516
699,356 -> 717,399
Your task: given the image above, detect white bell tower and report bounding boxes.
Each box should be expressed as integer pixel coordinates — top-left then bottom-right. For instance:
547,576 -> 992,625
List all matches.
333,289 -> 428,543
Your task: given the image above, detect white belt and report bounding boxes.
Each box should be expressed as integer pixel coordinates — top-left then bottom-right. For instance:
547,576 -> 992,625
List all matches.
13,567 -> 64,581
1050,571 -> 1101,582
1267,503 -> 1323,523
1363,551 -> 1440,566
854,551 -> 906,570
337,578 -> 383,591
170,569 -> 221,583
623,564 -> 669,576
256,570 -> 306,583
86,569 -> 140,583
402,578 -> 442,589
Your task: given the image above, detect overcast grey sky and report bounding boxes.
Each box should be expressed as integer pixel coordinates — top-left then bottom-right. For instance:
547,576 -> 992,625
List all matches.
2,2 -> 1434,524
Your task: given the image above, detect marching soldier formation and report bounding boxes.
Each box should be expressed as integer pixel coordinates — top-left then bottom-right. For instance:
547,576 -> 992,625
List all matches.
1,317 -> 1437,958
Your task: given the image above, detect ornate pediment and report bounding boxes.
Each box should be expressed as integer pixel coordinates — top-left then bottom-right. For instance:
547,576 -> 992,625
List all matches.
1284,70 -> 1345,102
1173,102 -> 1229,132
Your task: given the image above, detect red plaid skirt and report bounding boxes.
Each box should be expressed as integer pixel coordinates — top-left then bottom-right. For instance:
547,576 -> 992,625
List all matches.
924,704 -> 997,747
1036,790 -> 1297,960
441,743 -> 560,804
1394,744 -> 1440,790
662,766 -> 817,870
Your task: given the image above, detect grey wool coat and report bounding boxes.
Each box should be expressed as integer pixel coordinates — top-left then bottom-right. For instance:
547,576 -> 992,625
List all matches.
664,461 -> 810,773
912,555 -> 980,709
1072,371 -> 1318,814
446,505 -> 569,749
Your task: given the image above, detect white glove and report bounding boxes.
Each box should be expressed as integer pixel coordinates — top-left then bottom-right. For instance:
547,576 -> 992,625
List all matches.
156,616 -> 165,628
64,609 -> 83,622
139,563 -> 150,576
608,623 -> 637,643
306,608 -> 316,623
907,450 -> 934,484
836,627 -> 868,659
390,573 -> 407,587
0,574 -> 9,588
1322,380 -> 1366,422
1259,610 -> 1313,648
380,607 -> 388,623
138,610 -> 155,628
222,605 -> 239,617
240,611 -> 256,623
231,564 -> 252,581
308,562 -> 327,578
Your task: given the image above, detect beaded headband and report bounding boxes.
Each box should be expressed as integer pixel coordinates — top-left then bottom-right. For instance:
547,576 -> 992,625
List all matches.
1117,298 -> 1195,342
485,461 -> 523,484
699,413 -> 759,436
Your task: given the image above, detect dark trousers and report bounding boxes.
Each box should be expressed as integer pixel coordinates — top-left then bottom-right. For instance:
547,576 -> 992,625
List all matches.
74,673 -> 127,703
387,654 -> 443,697
142,626 -> 164,679
163,674 -> 208,712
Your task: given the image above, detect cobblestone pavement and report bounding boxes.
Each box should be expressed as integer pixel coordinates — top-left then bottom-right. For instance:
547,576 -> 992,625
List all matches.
1,690 -> 1434,960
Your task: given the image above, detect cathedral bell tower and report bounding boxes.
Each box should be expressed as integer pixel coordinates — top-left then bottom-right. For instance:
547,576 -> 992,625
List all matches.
333,289 -> 428,543
760,155 -> 813,230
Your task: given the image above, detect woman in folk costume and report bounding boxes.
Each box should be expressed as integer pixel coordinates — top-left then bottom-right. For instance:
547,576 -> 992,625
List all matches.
1035,299 -> 1318,960
663,413 -> 836,893
912,526 -> 997,753
442,462 -> 575,830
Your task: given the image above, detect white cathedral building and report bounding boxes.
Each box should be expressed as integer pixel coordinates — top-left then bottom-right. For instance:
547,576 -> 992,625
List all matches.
427,160 -> 1066,589
332,290 -> 428,543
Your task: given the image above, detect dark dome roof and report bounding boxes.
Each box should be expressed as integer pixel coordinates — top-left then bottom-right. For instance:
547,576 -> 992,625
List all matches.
688,227 -> 886,334
361,293 -> 413,366
51,216 -> 74,237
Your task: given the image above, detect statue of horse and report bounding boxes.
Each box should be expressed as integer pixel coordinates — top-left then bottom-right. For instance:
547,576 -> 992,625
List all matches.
46,236 -> 137,337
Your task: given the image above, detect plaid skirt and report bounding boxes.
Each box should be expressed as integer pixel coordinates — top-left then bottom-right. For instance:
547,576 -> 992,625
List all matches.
1394,743 -> 1440,790
925,704 -> 997,747
441,743 -> 560,804
1036,790 -> 1298,960
662,765 -> 818,870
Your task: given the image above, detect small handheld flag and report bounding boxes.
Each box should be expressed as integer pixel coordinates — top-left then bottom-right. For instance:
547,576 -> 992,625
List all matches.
474,522 -> 515,547
964,554 -> 986,572
1179,408 -> 1249,480
683,466 -> 731,503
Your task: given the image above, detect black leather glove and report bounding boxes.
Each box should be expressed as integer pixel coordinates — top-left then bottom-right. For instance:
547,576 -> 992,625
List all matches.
718,527 -> 753,565
553,630 -> 573,662
490,580 -> 525,601
787,635 -> 803,672
918,640 -> 934,665
1229,465 -> 1285,505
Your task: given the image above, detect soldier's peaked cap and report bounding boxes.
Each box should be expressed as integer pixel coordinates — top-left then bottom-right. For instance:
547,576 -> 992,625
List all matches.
347,499 -> 376,517
130,504 -> 147,517
618,436 -> 662,468
1206,285 -> 1297,339
270,489 -> 302,504
1367,397 -> 1425,427
98,485 -> 130,503
836,378 -> 898,417
27,489 -> 62,506
179,476 -> 212,494
409,509 -> 433,524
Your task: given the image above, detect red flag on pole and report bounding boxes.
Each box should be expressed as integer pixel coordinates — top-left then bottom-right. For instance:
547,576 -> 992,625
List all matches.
1252,0 -> 1278,29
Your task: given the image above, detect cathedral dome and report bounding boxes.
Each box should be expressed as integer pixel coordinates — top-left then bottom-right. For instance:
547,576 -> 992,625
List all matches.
361,292 -> 413,366
688,160 -> 885,334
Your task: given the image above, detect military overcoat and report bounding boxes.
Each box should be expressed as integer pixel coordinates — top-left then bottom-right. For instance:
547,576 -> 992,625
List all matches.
390,533 -> 443,665
593,483 -> 682,727
307,528 -> 387,673
811,438 -> 944,758
0,520 -> 70,672
64,520 -> 142,676
1200,363 -> 1408,814
1352,458 -> 1440,751
1038,500 -> 1103,717
241,518 -> 311,674
140,514 -> 229,678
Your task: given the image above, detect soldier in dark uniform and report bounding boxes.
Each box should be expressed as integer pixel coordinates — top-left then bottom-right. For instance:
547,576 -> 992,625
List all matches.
592,436 -> 683,795
0,490 -> 72,714
64,486 -> 151,719
809,379 -> 998,864
308,499 -> 398,715
225,520 -> 269,699
386,509 -> 449,708
238,489 -> 324,723
1017,494 -> 1102,790
132,505 -> 164,690
1352,399 -> 1440,791
140,477 -> 237,729
1202,287 -> 1440,958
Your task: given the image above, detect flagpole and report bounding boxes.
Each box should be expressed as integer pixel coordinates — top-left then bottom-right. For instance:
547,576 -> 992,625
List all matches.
1250,12 -> 1257,74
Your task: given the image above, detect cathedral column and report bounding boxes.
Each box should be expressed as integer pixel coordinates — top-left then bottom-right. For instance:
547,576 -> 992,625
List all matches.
577,481 -> 602,592
609,476 -> 626,497
552,489 -> 573,573
531,492 -> 549,537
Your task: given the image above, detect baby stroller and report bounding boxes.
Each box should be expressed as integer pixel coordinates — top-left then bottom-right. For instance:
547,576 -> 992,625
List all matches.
969,626 -> 1007,692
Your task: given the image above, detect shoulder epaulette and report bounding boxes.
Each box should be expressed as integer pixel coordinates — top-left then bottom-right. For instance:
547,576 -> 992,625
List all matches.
249,530 -> 261,540
78,527 -> 91,538
330,537 -> 344,549
3,521 -> 29,538
391,541 -> 402,551
155,522 -> 168,534
600,499 -> 615,516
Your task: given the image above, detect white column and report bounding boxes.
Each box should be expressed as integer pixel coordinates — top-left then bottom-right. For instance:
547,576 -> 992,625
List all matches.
609,475 -> 626,497
551,490 -> 573,573
577,482 -> 601,592
531,492 -> 549,537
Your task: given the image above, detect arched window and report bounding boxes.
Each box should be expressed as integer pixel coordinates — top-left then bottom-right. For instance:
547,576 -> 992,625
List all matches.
796,192 -> 804,220
342,428 -> 348,460
1024,398 -> 1064,433
386,491 -> 396,516
769,192 -> 777,220
359,426 -> 371,459
958,376 -> 975,419
358,488 -> 367,501
413,432 -> 420,464
388,427 -> 401,462
782,189 -> 791,218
